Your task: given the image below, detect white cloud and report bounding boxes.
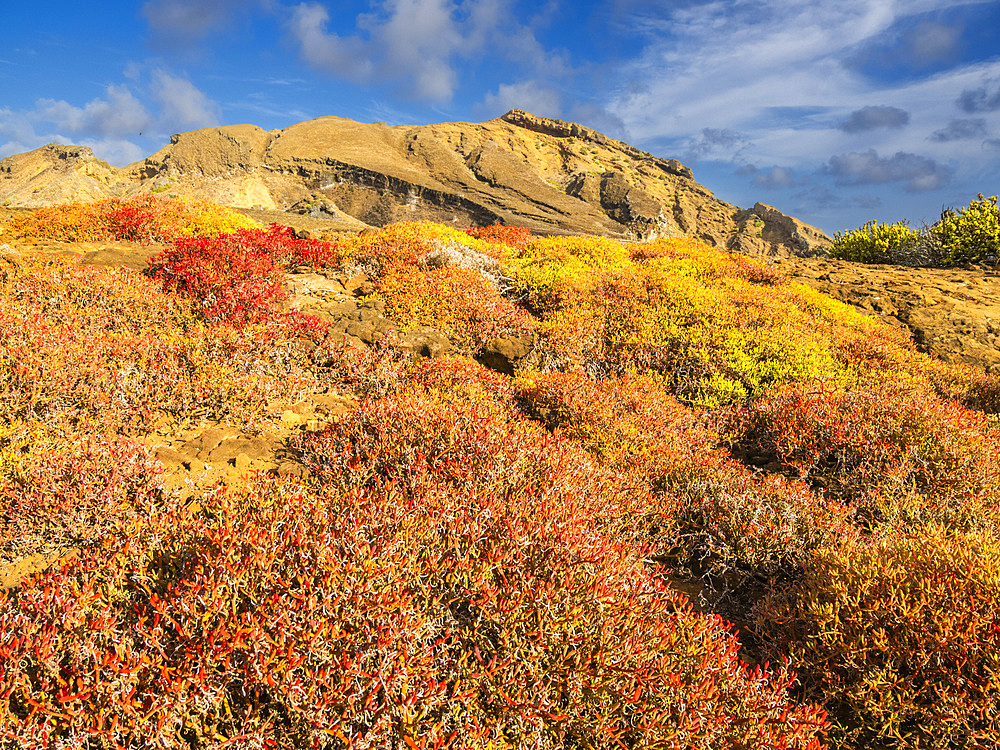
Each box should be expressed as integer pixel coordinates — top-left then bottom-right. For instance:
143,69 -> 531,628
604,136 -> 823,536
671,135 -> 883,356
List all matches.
0,71 -> 222,166
0,106 -> 39,144
0,87 -> 154,165
289,1 -> 467,99
364,0 -> 464,101
287,3 -> 374,84
153,70 -> 221,129
0,121 -> 147,166
480,81 -> 562,118
77,138 -> 148,165
35,85 -> 152,138
287,0 -> 567,103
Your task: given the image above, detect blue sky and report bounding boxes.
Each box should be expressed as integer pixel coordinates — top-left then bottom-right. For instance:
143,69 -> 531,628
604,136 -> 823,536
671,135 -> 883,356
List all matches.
2,1 -> 999,234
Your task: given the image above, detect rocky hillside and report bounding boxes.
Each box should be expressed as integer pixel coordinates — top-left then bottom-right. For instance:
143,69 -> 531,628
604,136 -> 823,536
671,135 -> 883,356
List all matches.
0,110 -> 829,257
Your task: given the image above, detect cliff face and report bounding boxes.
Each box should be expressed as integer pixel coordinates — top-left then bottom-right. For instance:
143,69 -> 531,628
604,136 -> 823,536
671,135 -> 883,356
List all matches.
0,110 -> 831,256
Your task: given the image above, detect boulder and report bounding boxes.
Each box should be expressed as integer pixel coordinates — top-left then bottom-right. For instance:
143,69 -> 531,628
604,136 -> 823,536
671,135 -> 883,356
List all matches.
476,333 -> 534,375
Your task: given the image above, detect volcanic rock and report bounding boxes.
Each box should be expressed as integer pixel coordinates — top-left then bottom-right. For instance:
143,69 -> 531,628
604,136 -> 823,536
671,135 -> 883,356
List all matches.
772,256 -> 1000,373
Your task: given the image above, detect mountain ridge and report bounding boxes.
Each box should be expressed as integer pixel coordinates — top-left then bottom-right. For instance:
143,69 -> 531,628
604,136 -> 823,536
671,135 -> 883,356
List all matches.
0,109 -> 830,258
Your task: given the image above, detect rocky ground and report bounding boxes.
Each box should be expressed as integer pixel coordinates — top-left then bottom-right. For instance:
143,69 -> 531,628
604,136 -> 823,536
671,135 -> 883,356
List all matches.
773,256 -> 1000,373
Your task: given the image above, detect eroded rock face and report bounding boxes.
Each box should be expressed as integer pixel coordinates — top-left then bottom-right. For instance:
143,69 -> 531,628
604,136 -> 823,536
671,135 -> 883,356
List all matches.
500,109 -> 693,179
0,111 -> 831,257
135,124 -> 274,178
565,170 -> 667,238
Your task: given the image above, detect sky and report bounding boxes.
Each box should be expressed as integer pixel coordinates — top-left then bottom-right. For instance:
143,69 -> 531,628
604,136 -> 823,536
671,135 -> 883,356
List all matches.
2,0 -> 999,234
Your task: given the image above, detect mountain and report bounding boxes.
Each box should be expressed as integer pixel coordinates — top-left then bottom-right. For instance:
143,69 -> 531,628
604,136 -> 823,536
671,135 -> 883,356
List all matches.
0,109 -> 830,257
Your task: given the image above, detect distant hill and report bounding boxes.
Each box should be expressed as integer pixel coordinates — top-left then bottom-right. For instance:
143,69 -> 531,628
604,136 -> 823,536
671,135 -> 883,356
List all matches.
0,109 -> 830,257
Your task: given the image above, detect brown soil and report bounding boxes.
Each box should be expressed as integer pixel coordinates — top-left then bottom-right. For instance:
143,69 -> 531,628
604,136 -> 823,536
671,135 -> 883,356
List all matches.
0,550 -> 79,591
0,239 -> 167,269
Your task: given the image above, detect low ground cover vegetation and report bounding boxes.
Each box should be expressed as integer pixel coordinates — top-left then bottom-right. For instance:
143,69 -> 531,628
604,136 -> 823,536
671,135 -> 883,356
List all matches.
1,202 -> 999,748
2,195 -> 260,244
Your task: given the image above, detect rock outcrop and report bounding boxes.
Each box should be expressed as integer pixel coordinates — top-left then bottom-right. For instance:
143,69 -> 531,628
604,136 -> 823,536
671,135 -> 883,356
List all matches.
0,111 -> 831,256
0,144 -> 129,207
772,256 -> 1000,373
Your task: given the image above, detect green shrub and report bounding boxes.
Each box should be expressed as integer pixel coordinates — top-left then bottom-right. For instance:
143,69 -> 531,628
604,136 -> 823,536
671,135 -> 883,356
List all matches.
932,193 -> 1000,265
830,220 -> 925,265
833,194 -> 1000,267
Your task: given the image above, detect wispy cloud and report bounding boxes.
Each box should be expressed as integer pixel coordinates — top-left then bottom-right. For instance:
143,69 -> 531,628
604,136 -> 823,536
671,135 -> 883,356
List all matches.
602,0 -> 1000,229
686,127 -> 753,161
612,1 -> 1000,145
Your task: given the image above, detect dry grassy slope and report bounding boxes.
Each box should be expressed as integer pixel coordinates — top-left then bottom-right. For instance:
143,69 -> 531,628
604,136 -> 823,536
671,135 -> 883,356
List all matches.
0,110 -> 830,255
